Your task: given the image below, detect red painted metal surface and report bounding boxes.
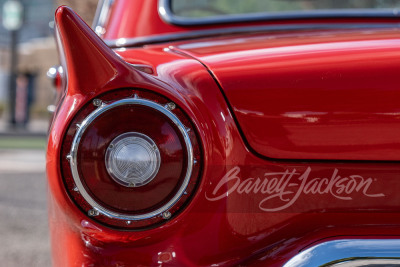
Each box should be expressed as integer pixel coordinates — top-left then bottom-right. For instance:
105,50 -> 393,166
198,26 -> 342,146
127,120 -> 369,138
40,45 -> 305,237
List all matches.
172,29 -> 400,160
47,4 -> 400,267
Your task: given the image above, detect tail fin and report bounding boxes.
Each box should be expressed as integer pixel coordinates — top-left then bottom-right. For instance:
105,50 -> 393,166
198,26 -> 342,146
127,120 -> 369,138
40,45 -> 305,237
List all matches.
54,6 -> 131,96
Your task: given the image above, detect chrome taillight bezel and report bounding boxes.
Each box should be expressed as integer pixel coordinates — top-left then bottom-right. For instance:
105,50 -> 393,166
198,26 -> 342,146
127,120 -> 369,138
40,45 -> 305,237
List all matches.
61,88 -> 202,229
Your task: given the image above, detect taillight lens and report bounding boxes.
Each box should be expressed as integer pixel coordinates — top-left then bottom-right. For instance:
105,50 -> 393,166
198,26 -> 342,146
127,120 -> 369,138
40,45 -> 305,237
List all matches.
61,89 -> 201,229
105,132 -> 161,188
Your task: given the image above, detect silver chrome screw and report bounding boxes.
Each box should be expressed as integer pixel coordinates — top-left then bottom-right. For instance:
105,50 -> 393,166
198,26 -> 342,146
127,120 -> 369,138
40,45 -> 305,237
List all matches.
93,99 -> 102,107
165,102 -> 176,111
162,211 -> 171,220
88,209 -> 99,217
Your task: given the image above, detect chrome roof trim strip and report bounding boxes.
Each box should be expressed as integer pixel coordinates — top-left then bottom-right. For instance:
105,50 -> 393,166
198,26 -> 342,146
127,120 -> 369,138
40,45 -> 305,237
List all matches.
105,23 -> 400,48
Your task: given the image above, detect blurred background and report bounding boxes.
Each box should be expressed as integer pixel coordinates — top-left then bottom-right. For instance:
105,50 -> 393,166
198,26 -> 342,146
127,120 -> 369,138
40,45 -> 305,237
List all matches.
0,0 -> 97,266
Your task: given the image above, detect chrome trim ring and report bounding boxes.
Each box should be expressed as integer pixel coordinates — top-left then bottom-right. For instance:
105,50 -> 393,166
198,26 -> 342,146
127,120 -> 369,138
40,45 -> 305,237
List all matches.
68,98 -> 194,221
283,239 -> 400,267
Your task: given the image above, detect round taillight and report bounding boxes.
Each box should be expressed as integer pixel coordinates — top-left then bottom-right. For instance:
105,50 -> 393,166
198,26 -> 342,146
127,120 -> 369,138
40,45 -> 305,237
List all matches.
61,89 -> 201,229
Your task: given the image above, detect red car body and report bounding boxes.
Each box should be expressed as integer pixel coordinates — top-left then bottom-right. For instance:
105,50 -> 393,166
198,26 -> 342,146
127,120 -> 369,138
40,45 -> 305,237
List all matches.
47,0 -> 400,266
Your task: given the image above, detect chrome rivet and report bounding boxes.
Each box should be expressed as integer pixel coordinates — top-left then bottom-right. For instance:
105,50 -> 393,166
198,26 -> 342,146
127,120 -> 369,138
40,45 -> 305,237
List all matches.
184,191 -> 188,195
186,128 -> 191,133
165,102 -> 176,111
134,93 -> 139,99
162,211 -> 171,220
76,124 -> 81,129
126,220 -> 131,225
93,99 -> 102,107
108,144 -> 114,149
193,159 -> 197,165
73,187 -> 79,192
88,209 -> 99,217
66,154 -> 72,161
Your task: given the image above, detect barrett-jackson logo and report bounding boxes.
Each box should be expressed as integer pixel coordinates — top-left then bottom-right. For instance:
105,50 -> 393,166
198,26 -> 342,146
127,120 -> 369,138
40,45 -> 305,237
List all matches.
205,167 -> 385,212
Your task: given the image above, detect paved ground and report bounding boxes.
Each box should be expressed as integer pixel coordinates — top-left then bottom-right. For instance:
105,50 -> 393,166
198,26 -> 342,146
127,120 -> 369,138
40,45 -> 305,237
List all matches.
0,119 -> 49,136
0,149 -> 51,266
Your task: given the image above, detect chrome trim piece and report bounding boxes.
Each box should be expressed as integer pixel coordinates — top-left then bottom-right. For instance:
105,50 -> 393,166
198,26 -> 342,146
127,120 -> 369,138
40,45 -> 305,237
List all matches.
69,98 -> 194,221
92,0 -> 104,29
47,65 -> 63,80
92,0 -> 114,37
159,0 -> 400,26
105,23 -> 400,48
283,239 -> 400,267
46,66 -> 58,79
330,259 -> 400,266
47,105 -> 56,114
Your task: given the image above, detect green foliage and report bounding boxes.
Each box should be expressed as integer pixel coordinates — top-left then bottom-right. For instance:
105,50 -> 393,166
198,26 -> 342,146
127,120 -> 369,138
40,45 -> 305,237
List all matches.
0,136 -> 46,149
